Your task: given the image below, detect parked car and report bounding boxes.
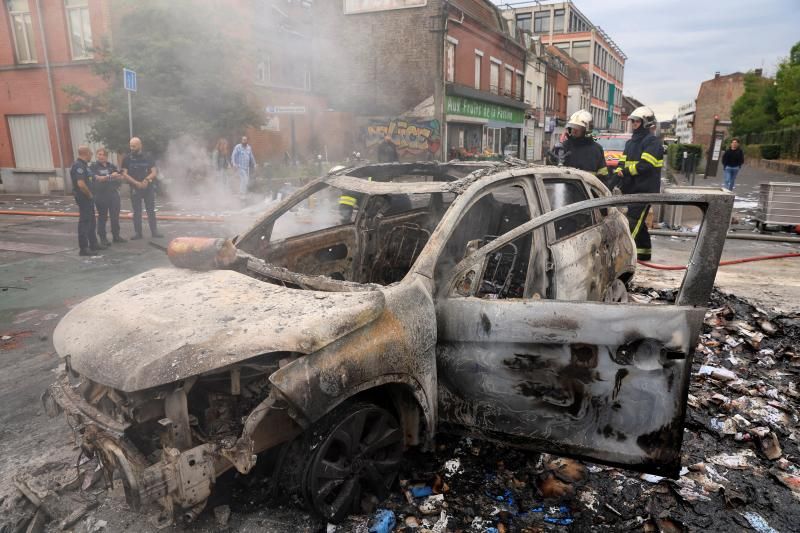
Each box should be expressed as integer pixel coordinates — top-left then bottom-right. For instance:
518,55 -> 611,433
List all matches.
596,132 -> 632,169
44,160 -> 733,524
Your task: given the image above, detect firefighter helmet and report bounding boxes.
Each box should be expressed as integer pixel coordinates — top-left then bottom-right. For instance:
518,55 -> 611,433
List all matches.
629,106 -> 656,129
566,109 -> 593,133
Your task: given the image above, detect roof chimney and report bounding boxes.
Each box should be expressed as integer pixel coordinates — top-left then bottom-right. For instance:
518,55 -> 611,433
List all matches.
714,71 -> 720,79
754,68 -> 763,77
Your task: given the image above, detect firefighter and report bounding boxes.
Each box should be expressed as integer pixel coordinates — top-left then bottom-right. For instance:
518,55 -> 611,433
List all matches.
338,176 -> 372,223
561,110 -> 608,179
611,106 -> 664,261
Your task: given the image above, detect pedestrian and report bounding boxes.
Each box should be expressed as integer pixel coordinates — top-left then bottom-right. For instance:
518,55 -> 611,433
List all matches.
211,138 -> 231,190
70,146 -> 104,256
722,138 -> 745,191
611,106 -> 664,261
121,137 -> 163,240
231,136 -> 256,197
560,110 -> 609,179
90,148 -> 126,246
377,134 -> 399,163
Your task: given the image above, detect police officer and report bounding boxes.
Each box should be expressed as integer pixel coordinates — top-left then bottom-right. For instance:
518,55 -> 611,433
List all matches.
561,110 -> 609,179
611,106 -> 664,261
121,137 -> 163,239
90,148 -> 126,246
71,146 -> 104,256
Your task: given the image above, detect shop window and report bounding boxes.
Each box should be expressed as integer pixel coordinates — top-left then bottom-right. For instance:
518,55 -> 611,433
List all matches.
7,0 -> 36,63
65,0 -> 92,60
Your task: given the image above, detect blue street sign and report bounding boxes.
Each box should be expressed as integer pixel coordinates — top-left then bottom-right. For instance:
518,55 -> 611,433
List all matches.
123,68 -> 137,92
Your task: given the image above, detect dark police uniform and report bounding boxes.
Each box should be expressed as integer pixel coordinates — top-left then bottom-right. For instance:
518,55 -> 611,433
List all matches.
70,158 -> 99,252
562,136 -> 609,178
121,151 -> 159,238
614,128 -> 664,260
90,160 -> 122,243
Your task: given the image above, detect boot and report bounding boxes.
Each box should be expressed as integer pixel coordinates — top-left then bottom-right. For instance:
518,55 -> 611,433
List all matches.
79,248 -> 99,257
99,236 -> 110,247
113,235 -> 127,243
131,234 -> 143,240
90,243 -> 108,251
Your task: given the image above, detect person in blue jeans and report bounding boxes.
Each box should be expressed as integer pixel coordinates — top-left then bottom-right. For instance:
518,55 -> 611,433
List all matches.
722,138 -> 744,191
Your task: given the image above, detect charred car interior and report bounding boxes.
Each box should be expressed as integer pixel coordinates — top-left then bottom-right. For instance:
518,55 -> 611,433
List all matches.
44,161 -> 734,525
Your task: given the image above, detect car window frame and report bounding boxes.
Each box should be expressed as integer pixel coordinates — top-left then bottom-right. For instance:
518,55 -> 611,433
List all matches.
535,175 -> 600,244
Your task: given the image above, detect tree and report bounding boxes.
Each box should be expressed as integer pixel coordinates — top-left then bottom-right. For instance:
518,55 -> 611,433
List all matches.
776,41 -> 800,127
65,0 -> 260,158
730,72 -> 779,137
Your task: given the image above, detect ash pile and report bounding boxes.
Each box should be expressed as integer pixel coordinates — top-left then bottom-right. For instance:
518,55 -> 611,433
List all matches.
329,288 -> 800,533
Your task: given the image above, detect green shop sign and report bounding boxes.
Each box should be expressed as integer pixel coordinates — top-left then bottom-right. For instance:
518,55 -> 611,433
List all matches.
446,95 -> 525,124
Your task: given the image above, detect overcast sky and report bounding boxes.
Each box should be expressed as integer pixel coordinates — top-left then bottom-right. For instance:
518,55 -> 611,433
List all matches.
494,0 -> 799,120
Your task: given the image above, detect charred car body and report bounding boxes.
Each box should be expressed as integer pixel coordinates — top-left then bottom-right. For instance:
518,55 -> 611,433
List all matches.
44,161 -> 733,524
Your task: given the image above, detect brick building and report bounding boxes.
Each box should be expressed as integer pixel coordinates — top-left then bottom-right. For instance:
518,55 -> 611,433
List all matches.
693,71 -> 748,150
549,45 -> 590,118
0,0 -> 112,193
511,0 -> 626,131
541,45 -> 569,154
313,0 -> 527,161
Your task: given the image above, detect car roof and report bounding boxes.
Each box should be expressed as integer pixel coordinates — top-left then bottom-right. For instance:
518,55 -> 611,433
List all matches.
323,161 -> 608,196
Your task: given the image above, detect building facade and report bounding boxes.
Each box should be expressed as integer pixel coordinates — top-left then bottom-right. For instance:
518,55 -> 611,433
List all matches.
693,71 -> 747,150
522,37 -> 547,161
675,101 -> 695,143
0,0 -> 112,193
511,0 -> 625,132
314,0 -> 527,161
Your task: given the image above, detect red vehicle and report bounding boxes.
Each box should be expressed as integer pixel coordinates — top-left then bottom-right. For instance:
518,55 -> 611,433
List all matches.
596,133 -> 632,169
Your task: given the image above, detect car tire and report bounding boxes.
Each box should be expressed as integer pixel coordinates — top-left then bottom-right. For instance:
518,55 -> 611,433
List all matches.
300,401 -> 404,523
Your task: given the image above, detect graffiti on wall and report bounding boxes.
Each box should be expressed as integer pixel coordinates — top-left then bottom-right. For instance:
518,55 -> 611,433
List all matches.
366,118 -> 441,155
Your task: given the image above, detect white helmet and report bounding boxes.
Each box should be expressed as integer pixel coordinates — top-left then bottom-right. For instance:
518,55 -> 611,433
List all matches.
629,106 -> 656,129
566,109 -> 593,132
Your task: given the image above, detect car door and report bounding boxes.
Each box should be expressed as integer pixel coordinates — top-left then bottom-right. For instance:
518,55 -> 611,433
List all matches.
436,189 -> 733,477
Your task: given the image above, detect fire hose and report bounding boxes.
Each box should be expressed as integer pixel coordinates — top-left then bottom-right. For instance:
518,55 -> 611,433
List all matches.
638,252 -> 800,271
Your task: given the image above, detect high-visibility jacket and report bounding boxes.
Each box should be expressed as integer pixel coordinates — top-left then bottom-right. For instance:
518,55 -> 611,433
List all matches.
338,194 -> 358,207
617,128 -> 664,194
562,136 -> 609,178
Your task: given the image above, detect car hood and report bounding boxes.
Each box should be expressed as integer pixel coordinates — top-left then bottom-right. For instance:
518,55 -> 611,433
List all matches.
53,267 -> 385,391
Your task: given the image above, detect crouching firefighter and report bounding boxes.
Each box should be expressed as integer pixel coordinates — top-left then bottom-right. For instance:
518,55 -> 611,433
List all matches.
561,110 -> 609,179
610,106 -> 663,261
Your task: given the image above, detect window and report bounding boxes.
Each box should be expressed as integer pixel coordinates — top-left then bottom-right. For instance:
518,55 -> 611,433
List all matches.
572,40 -> 589,63
543,179 -> 594,240
525,81 -> 532,104
437,184 -> 531,287
446,41 -> 456,83
516,13 -> 531,33
504,67 -> 513,97
8,115 -> 54,169
270,185 -> 355,242
489,62 -> 500,94
533,11 -> 550,33
256,55 -> 271,83
536,86 -> 542,108
553,9 -> 565,32
474,54 -> 482,90
7,0 -> 36,63
65,0 -> 92,59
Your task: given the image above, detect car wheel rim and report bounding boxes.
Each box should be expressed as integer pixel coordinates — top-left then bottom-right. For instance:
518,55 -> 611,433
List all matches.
307,406 -> 403,521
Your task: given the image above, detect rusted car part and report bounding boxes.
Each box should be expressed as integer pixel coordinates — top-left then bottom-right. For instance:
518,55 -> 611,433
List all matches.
44,158 -> 731,524
166,237 -> 237,270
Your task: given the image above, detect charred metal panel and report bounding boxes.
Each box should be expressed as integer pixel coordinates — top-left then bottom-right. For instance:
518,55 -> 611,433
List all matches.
54,268 -> 385,391
269,278 -> 438,436
436,299 -> 705,476
266,226 -> 358,280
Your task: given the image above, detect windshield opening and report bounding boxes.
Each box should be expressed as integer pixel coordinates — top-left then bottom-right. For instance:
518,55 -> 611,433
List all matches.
596,137 -> 629,151
237,182 -> 456,287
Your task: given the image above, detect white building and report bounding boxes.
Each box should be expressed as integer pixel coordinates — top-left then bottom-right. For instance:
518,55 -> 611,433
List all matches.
523,36 -> 547,161
676,101 -> 695,144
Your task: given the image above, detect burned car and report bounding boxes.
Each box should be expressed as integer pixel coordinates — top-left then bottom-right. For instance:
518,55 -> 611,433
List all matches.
44,161 -> 733,524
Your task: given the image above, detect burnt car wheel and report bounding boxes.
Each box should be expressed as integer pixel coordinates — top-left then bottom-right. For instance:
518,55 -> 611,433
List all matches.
302,402 -> 403,523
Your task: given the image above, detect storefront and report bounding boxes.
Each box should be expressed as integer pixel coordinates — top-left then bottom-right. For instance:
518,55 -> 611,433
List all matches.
445,94 -> 526,159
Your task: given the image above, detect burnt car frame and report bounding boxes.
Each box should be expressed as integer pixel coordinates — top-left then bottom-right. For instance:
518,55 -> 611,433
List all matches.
44,161 -> 733,524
